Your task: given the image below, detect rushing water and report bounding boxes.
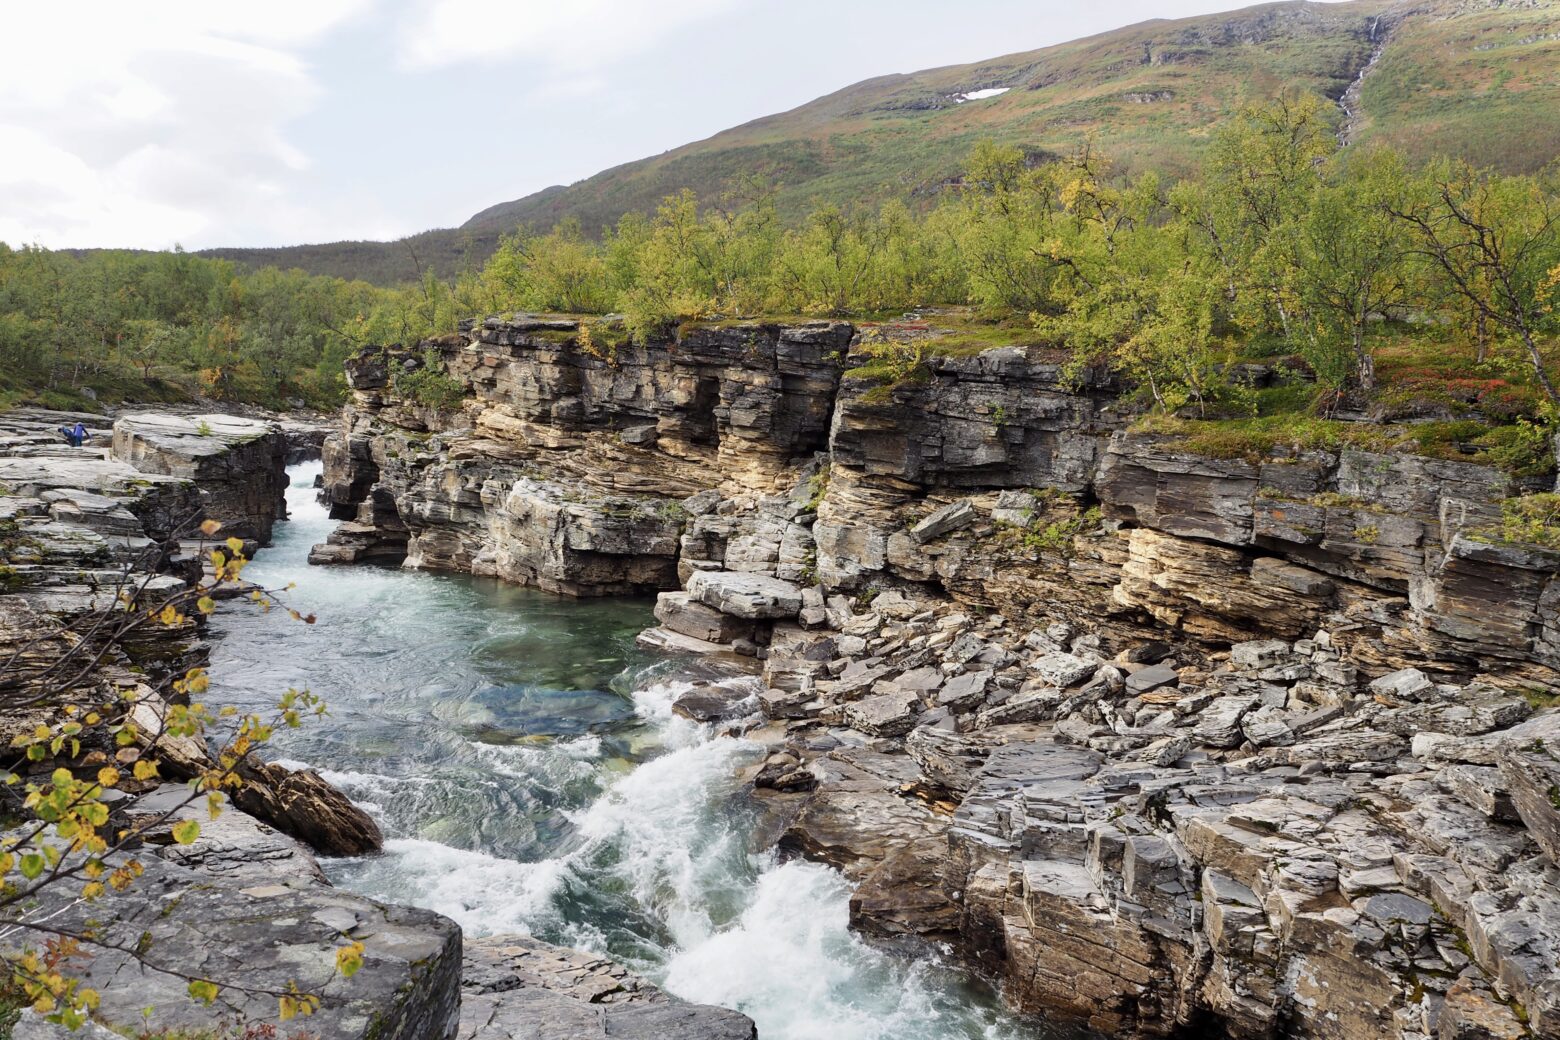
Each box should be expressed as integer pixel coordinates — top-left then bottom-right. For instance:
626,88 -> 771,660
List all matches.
207,462 -> 1056,1040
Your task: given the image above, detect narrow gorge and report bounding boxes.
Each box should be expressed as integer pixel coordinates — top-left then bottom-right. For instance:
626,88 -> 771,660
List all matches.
291,314 -> 1560,1040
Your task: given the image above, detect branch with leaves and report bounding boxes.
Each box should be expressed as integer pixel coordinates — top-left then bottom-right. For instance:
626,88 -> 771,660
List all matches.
0,518 -> 356,1032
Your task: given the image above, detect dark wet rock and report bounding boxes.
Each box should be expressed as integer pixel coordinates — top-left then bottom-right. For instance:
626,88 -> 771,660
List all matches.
111,413 -> 289,543
233,760 -> 384,856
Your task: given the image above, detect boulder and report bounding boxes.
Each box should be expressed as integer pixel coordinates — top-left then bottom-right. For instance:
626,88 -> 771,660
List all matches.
1193,695 -> 1260,748
1030,651 -> 1098,689
845,690 -> 922,737
687,570 -> 804,620
1370,667 -> 1435,702
1497,732 -> 1560,865
909,499 -> 976,544
655,591 -> 755,644
233,760 -> 384,856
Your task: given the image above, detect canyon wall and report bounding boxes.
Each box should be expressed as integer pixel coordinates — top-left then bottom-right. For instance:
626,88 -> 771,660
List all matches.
322,317 -> 1557,687
318,317 -> 1560,1040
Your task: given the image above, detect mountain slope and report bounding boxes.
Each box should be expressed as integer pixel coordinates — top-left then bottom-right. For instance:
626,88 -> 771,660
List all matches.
200,0 -> 1560,284
463,0 -> 1391,235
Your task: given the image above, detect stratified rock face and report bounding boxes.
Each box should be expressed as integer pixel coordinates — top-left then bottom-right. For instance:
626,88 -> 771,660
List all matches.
816,348 -> 1117,592
322,318 -> 1558,682
111,412 -> 290,542
318,319 -> 850,596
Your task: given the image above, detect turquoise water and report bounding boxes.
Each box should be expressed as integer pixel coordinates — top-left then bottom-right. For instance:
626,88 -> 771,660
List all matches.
207,462 -> 1063,1040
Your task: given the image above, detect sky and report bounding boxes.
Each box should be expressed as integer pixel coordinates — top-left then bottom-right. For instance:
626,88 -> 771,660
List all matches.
0,0 -> 1345,251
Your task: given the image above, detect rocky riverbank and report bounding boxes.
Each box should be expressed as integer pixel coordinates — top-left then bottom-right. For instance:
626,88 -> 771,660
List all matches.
0,406 -> 753,1040
316,315 -> 1560,1039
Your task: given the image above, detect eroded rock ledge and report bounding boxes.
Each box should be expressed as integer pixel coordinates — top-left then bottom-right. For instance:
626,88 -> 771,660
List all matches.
316,316 -> 1560,1039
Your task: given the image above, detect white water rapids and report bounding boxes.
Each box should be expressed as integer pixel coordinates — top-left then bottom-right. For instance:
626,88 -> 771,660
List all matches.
206,463 -> 1064,1040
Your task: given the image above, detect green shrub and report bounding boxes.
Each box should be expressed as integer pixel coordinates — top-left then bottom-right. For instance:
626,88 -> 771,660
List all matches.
1486,493 -> 1560,548
394,351 -> 467,412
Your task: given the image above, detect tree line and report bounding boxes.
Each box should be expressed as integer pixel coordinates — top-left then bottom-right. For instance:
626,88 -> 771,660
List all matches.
0,246 -> 459,411
5,91 -> 1559,419
472,92 -> 1560,419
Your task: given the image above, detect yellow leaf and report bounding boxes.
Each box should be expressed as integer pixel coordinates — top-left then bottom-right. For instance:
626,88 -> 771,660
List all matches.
171,819 -> 200,845
226,537 -> 244,554
97,767 -> 120,788
335,941 -> 366,978
133,760 -> 158,781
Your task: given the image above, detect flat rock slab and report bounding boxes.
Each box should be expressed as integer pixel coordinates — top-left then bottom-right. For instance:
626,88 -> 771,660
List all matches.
1030,651 -> 1098,689
10,850 -> 461,1040
460,935 -> 755,1039
1125,662 -> 1179,695
910,499 -> 976,544
845,690 -> 922,737
112,413 -> 281,465
687,570 -> 804,620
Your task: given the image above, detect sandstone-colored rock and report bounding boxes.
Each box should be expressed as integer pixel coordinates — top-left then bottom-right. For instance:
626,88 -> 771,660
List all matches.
233,760 -> 384,857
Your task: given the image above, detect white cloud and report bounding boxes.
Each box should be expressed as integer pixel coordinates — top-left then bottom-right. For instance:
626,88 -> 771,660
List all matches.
0,0 -> 375,249
396,0 -> 738,72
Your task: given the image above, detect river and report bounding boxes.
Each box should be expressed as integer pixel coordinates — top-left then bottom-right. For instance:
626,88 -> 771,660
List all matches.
207,462 -> 1057,1040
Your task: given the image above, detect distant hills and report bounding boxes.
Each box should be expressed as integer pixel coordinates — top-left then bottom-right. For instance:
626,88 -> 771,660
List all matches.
198,0 -> 1560,285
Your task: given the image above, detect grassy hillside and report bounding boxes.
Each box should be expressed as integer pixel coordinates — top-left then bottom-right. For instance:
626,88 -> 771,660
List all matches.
203,0 -> 1560,284
464,0 -> 1389,234
1356,0 -> 1560,172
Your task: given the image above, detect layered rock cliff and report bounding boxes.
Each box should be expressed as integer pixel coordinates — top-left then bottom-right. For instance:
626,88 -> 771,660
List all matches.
318,316 -> 1560,1040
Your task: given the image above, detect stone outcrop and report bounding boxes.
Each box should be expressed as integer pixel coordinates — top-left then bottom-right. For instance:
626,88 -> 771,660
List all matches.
316,319 -> 850,595
746,611 -> 1560,1040
110,412 -> 291,542
313,316 -> 1560,1039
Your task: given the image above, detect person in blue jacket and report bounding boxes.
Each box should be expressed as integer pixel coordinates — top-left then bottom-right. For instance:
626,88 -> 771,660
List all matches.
58,421 -> 89,447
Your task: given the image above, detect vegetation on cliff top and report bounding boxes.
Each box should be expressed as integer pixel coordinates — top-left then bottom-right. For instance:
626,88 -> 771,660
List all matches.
0,247 -> 472,412
6,85 -> 1560,482
446,92 -> 1560,475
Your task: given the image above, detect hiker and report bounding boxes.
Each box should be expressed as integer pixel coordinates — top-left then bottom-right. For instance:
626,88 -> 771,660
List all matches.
58,421 -> 89,447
